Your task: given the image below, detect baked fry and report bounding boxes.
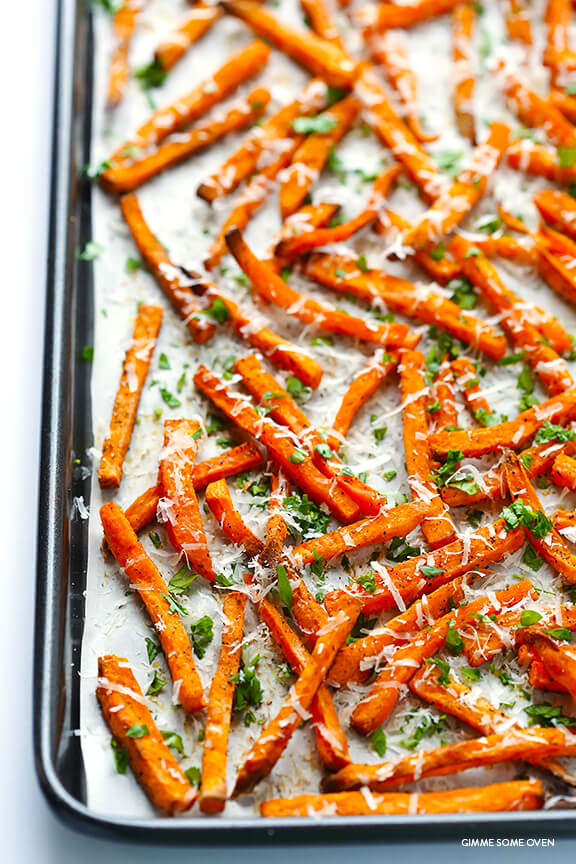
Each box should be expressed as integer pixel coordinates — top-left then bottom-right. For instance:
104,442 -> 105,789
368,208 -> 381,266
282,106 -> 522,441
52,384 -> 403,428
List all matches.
97,655 -> 195,814
98,304 -> 162,488
107,0 -> 142,108
100,502 -> 206,712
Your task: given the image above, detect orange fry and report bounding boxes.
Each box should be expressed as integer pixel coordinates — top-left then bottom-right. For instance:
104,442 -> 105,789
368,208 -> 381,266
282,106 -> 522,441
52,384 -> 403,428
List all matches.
376,209 -> 461,284
258,596 -> 351,771
199,591 -> 247,813
504,449 -> 576,584
106,39 -> 270,165
537,224 -> 576,308
124,443 -> 265,534
470,235 -> 538,267
154,3 -> 221,73
107,0 -> 142,108
356,0 -> 473,32
299,0 -> 343,45
261,781 -> 544,817
328,351 -> 397,451
452,3 -> 476,142
451,356 -> 493,424
507,139 -> 576,187
430,359 -> 458,431
328,575 -> 473,687
101,89 -> 269,193
97,655 -> 195,814
350,579 -> 534,736
430,389 -> 576,458
520,629 -> 576,699
552,453 -> 576,490
279,96 -> 360,219
292,501 -> 429,565
276,165 -> 401,257
197,78 -> 328,203
355,62 -> 446,202
260,471 -> 289,568
119,194 -> 214,343
331,518 -> 524,616
205,478 -> 263,558
543,0 -> 575,86
233,596 -> 361,795
304,252 -> 507,360
400,349 -> 457,549
221,1 -> 358,88
403,123 -> 511,249
323,727 -> 574,793
193,365 -> 360,523
534,188 -> 576,242
503,0 -> 533,46
277,201 -> 341,249
225,229 -> 419,350
369,31 -> 438,143
159,420 -> 214,580
98,304 -> 163,488
100,502 -> 206,712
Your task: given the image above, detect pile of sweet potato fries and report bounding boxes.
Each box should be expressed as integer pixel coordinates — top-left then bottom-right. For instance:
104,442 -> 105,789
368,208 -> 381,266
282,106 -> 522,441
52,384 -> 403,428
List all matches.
91,0 -> 576,819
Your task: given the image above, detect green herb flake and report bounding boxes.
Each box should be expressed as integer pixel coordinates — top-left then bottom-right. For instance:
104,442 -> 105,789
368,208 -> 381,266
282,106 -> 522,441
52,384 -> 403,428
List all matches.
190,616 -> 214,658
292,114 -> 338,134
77,241 -> 104,261
161,730 -> 186,756
110,738 -> 129,774
371,727 -> 387,757
277,564 -> 293,610
146,670 -> 166,696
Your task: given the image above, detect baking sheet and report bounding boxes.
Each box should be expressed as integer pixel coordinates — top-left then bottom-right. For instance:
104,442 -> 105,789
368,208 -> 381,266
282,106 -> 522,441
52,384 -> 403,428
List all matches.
78,0 -> 576,821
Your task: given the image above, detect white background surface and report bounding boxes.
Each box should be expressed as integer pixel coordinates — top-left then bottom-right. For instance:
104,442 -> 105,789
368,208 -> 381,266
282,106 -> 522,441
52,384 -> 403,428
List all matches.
1,1 -> 576,861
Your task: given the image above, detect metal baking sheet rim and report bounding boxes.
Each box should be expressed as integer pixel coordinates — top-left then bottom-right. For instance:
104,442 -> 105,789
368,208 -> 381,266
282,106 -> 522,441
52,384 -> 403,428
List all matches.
33,0 -> 576,843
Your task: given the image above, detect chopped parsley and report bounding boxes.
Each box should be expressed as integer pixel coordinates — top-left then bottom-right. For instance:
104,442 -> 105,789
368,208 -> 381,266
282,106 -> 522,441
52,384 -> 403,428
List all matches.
126,723 -> 148,739
190,616 -> 214,659
110,738 -> 129,773
204,297 -> 231,324
525,702 -> 575,727
286,376 -> 311,403
168,566 -> 199,594
77,241 -> 104,261
146,670 -> 166,696
519,610 -> 543,627
277,564 -> 293,610
158,352 -> 170,370
426,657 -> 451,686
284,491 -> 330,538
161,730 -> 186,756
399,710 -> 447,749
444,621 -> 464,654
232,654 -> 263,721
159,387 -> 181,409
386,536 -> 421,563
145,637 -> 160,664
448,277 -> 477,310
292,114 -> 338,134
534,421 -> 575,444
371,727 -> 387,757
501,500 -> 552,539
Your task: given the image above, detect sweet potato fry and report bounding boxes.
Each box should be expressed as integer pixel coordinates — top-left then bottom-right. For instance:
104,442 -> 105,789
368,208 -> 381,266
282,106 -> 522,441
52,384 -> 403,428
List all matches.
554,509 -> 576,532
520,629 -> 576,698
403,123 -> 511,250
430,359 -> 458,431
452,3 -> 476,142
376,209 -> 461,285
98,304 -> 163,489
354,62 -> 446,201
504,449 -> 576,584
507,139 -> 576,187
451,234 -> 573,367
430,389 -> 576,458
497,61 -> 576,150
534,189 -> 576,242
226,229 -> 418,350
205,478 -> 263,558
233,596 -> 361,795
299,0 -> 342,45
101,89 -> 269,193
221,1 -> 358,88
544,0 -> 575,85
441,432 -> 576,506
333,518 -> 524,616
193,365 -> 359,523
159,420 -> 214,580
279,96 -> 360,219
350,580 -> 534,735
154,3 -> 221,73
233,353 -> 386,517
537,226 -> 576,308
107,0 -> 142,108
100,502 -> 206,712
400,350 -> 457,549
205,139 -> 306,270
323,727 -> 573,793
197,78 -> 328,203
304,253 -> 507,360
552,453 -> 576,490
293,501 -> 429,565
119,194 -> 214,343
328,351 -> 397,451
172,266 -> 323,388
329,575 -> 473,687
199,591 -> 247,813
261,781 -> 544,817
276,165 -> 401,257
470,235 -> 538,267
503,0 -> 532,46
125,443 -> 264,534
356,0 -> 472,32
106,39 -> 270,165
259,471 -> 289,569
451,356 -> 492,423
277,202 -> 341,249
258,596 -> 351,771
97,655 -> 195,814
369,32 -> 438,144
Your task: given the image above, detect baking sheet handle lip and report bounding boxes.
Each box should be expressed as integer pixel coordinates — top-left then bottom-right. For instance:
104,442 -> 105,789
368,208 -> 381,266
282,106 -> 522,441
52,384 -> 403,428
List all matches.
32,0 -> 576,842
